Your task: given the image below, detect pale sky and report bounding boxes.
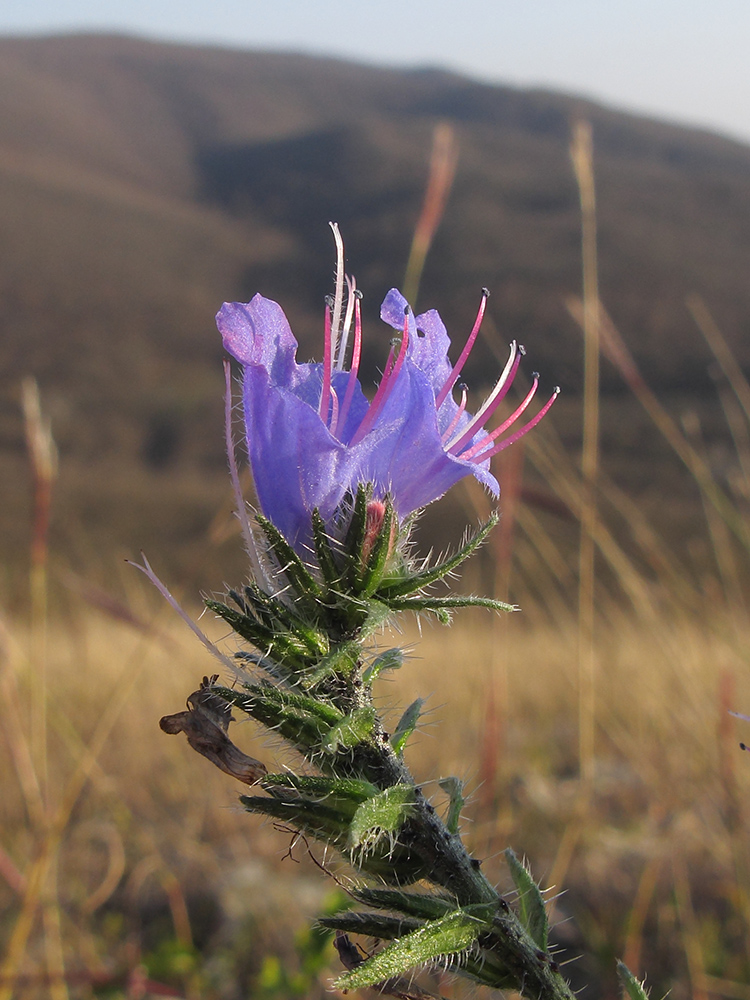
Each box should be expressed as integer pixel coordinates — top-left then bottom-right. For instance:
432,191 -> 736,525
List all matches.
3,0 -> 750,145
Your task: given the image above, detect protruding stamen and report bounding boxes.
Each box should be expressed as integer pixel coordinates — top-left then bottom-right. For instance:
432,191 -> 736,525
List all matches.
446,341 -> 523,453
334,289 -> 363,438
458,374 -> 540,461
319,296 -> 334,422
468,387 -> 561,463
336,275 -> 356,371
350,307 -> 410,446
435,287 -> 490,410
329,222 -> 345,361
440,384 -> 469,443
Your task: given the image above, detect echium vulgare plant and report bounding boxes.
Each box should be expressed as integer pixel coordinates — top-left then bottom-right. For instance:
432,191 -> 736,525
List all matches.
141,225 -> 644,1000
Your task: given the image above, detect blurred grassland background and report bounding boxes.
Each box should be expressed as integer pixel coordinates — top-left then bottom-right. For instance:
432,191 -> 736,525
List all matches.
4,32 -> 750,1000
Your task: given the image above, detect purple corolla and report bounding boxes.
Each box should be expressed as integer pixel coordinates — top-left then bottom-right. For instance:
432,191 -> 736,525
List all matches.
217,234 -> 558,554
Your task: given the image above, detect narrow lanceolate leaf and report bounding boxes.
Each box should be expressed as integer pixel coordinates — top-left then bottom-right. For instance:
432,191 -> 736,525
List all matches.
322,706 -> 376,753
205,599 -> 311,667
311,507 -> 341,587
616,961 -> 651,1000
212,683 -> 344,757
334,908 -> 488,991
505,849 -> 549,951
256,513 -> 323,600
387,594 -> 518,614
239,794 -> 350,848
438,777 -> 465,835
390,699 -> 424,755
362,647 -> 404,684
343,483 -> 372,584
320,911 -> 423,941
350,887 -> 454,921
377,513 -> 499,599
261,773 -> 379,819
348,783 -> 416,850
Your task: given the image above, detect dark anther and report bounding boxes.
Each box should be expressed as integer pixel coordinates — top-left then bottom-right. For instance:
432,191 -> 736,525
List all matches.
325,294 -> 335,307
354,288 -> 363,300
518,344 -> 527,355
481,286 -> 490,298
404,305 -> 410,316
532,371 -> 540,380
458,382 -> 469,392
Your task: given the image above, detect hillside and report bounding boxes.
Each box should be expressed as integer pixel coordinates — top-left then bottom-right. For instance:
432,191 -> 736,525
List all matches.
1,33 -> 749,587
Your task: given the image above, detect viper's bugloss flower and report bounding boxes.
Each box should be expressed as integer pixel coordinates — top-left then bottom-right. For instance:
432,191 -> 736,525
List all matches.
217,227 -> 558,553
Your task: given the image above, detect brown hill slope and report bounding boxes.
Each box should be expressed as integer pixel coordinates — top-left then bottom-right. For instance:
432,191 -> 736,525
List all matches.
1,33 -> 749,585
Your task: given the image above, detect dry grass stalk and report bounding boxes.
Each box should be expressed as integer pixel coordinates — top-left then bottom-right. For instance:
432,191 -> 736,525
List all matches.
570,120 -> 600,794
403,122 -> 459,307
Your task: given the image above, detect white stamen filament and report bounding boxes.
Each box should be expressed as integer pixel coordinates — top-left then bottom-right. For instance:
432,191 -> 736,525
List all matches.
336,274 -> 356,371
329,222 -> 345,362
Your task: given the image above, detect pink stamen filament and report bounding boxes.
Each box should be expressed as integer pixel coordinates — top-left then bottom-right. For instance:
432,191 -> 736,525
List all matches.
319,299 -> 334,422
458,374 -> 539,461
435,289 -> 489,410
447,341 -> 523,454
350,310 -> 410,446
440,384 -> 469,443
333,291 -> 363,438
468,387 -> 560,463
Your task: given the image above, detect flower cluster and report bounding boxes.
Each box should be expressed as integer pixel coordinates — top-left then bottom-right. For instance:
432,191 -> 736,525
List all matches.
217,226 -> 558,555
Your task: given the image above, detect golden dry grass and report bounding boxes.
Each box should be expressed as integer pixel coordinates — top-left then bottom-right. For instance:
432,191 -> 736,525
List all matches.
3,582 -> 750,999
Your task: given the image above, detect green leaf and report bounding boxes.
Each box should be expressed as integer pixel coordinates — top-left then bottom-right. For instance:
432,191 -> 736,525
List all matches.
350,887 -> 454,921
240,795 -> 350,848
387,594 -> 518,614
377,514 -> 499,599
261,774 -> 379,818
311,507 -> 341,587
616,961 -> 651,1000
322,706 -> 376,753
504,848 -> 549,951
390,699 -> 424,755
302,640 -> 360,689
334,908 -> 488,991
256,513 -> 323,600
320,911 -> 423,940
438,777 -> 465,834
214,683 -> 344,758
343,483 -> 372,586
348,783 -> 416,850
362,647 -> 404,684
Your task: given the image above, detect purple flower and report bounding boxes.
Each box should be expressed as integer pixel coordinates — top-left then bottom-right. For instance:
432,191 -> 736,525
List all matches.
217,236 -> 557,554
